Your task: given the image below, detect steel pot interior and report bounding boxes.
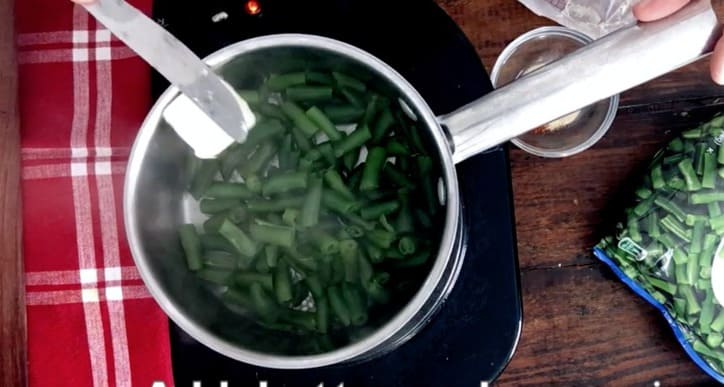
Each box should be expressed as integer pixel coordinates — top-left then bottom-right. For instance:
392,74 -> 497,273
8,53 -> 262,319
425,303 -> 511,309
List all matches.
124,34 -> 465,369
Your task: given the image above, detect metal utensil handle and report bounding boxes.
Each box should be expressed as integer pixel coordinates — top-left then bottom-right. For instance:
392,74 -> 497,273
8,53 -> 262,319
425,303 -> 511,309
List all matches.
83,0 -> 251,141
440,0 -> 721,163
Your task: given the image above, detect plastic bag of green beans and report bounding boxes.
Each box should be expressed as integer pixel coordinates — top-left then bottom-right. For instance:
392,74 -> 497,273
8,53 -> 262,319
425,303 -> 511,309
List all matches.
595,114 -> 724,383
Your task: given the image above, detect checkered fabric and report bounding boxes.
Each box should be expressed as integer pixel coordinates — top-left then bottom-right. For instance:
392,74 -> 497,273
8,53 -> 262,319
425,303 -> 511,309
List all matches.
16,1 -> 175,386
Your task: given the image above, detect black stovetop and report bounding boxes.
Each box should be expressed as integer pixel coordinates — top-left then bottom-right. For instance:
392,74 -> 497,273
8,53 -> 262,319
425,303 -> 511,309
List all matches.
151,1 -> 522,385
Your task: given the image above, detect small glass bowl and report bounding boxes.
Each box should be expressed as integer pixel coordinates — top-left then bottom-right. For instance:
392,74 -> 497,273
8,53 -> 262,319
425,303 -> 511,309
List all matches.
490,26 -> 619,158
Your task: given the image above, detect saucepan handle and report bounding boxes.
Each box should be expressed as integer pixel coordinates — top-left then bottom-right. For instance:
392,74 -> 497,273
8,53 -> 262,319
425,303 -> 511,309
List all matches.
439,0 -> 722,164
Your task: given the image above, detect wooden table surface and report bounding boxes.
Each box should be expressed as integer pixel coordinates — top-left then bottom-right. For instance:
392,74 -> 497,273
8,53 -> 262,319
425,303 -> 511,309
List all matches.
0,0 -> 25,386
2,1 -> 724,386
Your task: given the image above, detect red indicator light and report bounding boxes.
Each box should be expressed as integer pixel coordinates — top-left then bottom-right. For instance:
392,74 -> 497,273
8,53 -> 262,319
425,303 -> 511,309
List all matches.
245,0 -> 262,16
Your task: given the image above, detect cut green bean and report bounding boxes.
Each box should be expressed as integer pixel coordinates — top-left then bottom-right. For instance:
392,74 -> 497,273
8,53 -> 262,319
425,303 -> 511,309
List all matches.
687,251 -> 700,285
692,192 -> 724,204
299,176 -> 323,228
255,255 -> 271,274
205,182 -> 255,199
247,197 -> 305,212
703,150 -> 717,188
635,187 -> 652,199
332,72 -> 366,92
707,333 -> 723,348
358,253 -> 374,288
306,71 -> 333,85
648,276 -> 677,295
362,94 -> 381,125
712,310 -> 724,332
386,140 -> 410,156
179,224 -> 203,271
306,106 -> 343,141
223,288 -> 252,308
685,214 -> 709,227
340,87 -> 365,108
383,163 -> 415,189
219,219 -> 258,257
226,206 -> 249,224
245,174 -> 262,194
372,108 -> 395,143
342,283 -> 367,326
236,89 -> 260,105
189,159 -> 220,199
333,125 -> 372,157
627,217 -> 642,242
236,272 -> 274,292
366,229 -> 396,249
646,212 -> 661,238
239,142 -> 277,177
710,203 -> 722,218
197,268 -> 233,285
660,215 -> 691,242
340,239 -> 359,283
273,259 -> 293,303
678,158 -> 702,191
318,142 -> 337,166
282,310 -> 317,331
203,251 -> 237,270
250,282 -> 280,323
328,285 -> 351,326
654,197 -> 686,222
322,189 -> 360,214
700,291 -> 715,334
359,147 -> 387,191
307,229 -> 340,255
281,101 -> 319,137
360,201 -> 400,220
220,143 -> 253,179
286,86 -> 333,102
651,164 -> 665,189
281,208 -> 300,227
323,105 -> 365,124
246,119 -> 286,149
262,171 -> 308,196
323,169 -> 355,201
200,198 -> 239,214
265,245 -> 279,268
366,273 -> 390,304
398,236 -> 417,256
257,102 -> 288,122
315,295 -> 330,334
291,126 -> 312,153
691,220 -> 706,256
633,195 -> 656,217
266,72 -> 306,91
200,234 -> 236,254
695,143 -> 707,175
365,243 -> 384,264
394,248 -> 432,268
681,286 -> 701,315
283,248 -> 318,273
303,275 -> 324,300
343,150 -> 357,171
249,222 -> 295,248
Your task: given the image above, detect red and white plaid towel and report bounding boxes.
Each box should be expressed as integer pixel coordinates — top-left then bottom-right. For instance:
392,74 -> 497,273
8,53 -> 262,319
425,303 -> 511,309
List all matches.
17,1 -> 175,386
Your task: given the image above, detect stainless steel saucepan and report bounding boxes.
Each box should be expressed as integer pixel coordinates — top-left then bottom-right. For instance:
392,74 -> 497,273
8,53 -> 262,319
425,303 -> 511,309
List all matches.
123,0 -> 720,369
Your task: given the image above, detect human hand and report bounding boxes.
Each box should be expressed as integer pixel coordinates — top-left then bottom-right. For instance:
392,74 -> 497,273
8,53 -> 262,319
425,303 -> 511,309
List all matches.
633,0 -> 724,85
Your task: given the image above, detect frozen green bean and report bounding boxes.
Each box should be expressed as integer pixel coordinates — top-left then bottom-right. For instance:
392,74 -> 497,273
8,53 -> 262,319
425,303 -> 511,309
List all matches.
179,224 -> 203,271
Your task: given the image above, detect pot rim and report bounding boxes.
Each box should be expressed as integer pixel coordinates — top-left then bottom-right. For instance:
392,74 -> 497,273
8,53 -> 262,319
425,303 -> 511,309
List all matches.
123,33 -> 461,369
